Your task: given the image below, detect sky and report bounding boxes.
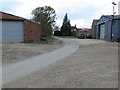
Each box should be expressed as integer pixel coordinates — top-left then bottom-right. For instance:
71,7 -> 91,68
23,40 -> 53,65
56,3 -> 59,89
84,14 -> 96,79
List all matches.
0,0 -> 120,28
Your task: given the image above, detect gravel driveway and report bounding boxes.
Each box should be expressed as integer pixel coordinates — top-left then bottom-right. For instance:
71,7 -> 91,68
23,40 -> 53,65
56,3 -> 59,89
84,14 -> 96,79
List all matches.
3,39 -> 118,88
2,39 -> 64,65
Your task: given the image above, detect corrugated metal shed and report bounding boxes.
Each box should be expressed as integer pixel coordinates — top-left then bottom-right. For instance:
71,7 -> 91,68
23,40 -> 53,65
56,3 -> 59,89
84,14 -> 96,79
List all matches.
91,19 -> 98,38
95,15 -> 120,42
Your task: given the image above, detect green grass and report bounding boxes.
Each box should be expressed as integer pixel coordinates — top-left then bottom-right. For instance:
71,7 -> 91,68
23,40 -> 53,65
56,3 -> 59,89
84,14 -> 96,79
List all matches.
21,37 -> 57,44
58,36 -> 77,38
47,36 -> 56,41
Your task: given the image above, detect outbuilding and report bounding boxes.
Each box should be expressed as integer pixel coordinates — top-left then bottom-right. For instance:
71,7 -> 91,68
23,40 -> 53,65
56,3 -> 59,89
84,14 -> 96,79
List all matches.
0,11 -> 41,42
95,15 -> 120,42
91,19 -> 98,39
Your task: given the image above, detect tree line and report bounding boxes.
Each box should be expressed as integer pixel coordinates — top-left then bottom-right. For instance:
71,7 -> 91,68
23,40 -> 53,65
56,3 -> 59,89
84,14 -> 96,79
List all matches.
31,6 -> 72,41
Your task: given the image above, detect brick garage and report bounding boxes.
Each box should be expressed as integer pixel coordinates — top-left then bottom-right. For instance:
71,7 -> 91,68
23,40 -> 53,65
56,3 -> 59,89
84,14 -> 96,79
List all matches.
0,11 -> 41,42
24,20 -> 41,42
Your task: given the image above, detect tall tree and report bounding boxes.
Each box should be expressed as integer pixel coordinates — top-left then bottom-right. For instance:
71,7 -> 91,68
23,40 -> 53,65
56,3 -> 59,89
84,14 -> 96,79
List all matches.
60,13 -> 71,36
31,6 -> 56,40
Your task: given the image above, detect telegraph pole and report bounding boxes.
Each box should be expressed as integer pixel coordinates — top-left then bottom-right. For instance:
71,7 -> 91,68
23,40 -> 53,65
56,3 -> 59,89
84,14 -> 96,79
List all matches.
111,1 -> 117,41
112,1 -> 117,16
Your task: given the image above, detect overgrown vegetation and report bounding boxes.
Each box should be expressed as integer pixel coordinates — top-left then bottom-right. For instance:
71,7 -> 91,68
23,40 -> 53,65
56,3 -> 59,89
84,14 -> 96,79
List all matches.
31,6 -> 56,41
22,37 -> 56,44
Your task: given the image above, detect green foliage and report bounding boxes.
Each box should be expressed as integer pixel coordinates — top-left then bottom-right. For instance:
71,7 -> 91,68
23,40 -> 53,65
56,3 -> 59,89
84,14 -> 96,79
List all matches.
58,36 -> 77,38
60,13 -> 72,36
54,31 -> 61,36
31,6 -> 56,40
41,36 -> 48,41
22,37 -> 56,44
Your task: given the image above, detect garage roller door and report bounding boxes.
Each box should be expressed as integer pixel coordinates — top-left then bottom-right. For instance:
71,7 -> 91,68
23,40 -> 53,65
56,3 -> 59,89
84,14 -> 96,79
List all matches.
100,24 -> 105,39
2,21 -> 24,42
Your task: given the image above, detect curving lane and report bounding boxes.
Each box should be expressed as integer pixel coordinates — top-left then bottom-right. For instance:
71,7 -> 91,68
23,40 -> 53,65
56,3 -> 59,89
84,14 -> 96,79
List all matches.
2,37 -> 80,85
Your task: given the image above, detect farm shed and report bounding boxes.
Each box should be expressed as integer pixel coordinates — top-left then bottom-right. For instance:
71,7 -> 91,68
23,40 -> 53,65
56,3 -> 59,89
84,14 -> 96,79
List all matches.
0,11 -> 41,42
95,15 -> 120,42
91,19 -> 98,39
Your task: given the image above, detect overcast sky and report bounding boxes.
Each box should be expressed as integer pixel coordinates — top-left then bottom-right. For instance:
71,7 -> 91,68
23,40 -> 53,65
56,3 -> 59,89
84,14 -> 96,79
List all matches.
0,0 -> 120,28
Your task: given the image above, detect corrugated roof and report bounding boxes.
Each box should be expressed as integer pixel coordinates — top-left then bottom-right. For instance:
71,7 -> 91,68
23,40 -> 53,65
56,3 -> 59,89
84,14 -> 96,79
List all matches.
92,19 -> 98,24
93,19 -> 99,21
102,15 -> 120,19
0,11 -> 24,21
0,11 -> 41,25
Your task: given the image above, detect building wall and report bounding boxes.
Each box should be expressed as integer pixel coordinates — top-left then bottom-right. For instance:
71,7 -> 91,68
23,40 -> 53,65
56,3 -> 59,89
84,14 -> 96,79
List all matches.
95,16 -> 120,41
95,25 -> 99,39
112,19 -> 120,41
105,21 -> 112,41
93,25 -> 96,38
24,20 -> 41,42
118,19 -> 120,41
75,29 -> 92,36
75,30 -> 87,36
86,29 -> 92,35
92,20 -> 98,38
96,17 -> 109,39
0,12 -> 42,42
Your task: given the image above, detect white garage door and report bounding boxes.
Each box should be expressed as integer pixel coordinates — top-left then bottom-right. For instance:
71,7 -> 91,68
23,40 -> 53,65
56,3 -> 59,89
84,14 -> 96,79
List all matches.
1,21 -> 24,42
100,24 -> 105,39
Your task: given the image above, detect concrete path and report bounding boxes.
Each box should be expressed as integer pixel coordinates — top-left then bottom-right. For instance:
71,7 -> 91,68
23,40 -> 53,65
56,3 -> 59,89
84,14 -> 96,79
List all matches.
3,39 -> 118,88
2,37 -> 79,85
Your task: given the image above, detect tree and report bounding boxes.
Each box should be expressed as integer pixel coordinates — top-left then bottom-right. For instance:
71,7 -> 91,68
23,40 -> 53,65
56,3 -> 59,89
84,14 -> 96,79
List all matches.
60,13 -> 71,36
54,26 -> 59,31
31,6 -> 56,40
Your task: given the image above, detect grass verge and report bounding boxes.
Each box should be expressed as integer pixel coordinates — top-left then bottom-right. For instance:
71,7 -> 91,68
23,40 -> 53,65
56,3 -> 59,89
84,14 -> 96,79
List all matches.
21,37 -> 57,44
58,36 -> 77,38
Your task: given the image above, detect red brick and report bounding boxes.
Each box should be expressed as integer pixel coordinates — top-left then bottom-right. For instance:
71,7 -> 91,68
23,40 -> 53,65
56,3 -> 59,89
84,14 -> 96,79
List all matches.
24,20 -> 41,42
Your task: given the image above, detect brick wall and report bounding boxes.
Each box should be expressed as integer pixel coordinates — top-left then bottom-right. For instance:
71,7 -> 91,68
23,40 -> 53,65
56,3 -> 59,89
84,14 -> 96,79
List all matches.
75,28 -> 92,36
86,29 -> 92,35
75,30 -> 87,36
91,20 -> 98,38
24,20 -> 41,41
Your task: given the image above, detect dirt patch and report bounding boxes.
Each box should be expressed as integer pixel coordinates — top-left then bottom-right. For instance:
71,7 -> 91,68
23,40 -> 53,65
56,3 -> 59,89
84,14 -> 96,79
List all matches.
2,39 -> 64,65
3,40 -> 118,88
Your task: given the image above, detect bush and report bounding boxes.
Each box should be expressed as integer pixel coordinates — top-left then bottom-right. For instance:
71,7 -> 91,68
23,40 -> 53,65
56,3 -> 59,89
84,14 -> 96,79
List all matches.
41,37 -> 48,41
54,31 -> 61,36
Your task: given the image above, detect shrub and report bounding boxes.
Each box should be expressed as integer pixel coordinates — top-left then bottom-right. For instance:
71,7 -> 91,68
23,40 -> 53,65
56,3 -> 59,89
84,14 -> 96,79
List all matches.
54,31 -> 61,36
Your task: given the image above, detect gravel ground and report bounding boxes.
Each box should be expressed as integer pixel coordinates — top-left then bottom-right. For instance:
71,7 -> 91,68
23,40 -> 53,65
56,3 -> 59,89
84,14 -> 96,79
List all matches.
3,39 -> 118,88
2,39 -> 64,65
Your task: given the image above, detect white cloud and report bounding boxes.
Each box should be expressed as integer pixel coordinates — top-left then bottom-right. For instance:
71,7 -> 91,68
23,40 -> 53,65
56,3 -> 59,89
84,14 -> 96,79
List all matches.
56,18 -> 89,28
2,0 -> 120,28
71,19 -> 85,28
56,19 -> 63,27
